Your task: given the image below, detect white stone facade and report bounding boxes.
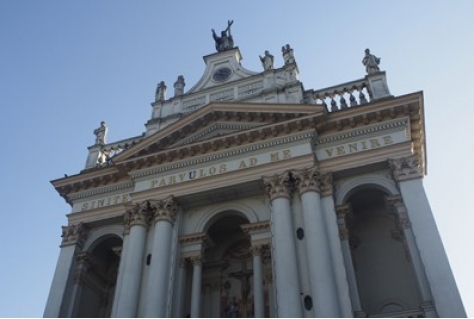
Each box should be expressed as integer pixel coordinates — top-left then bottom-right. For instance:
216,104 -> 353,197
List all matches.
45,44 -> 465,318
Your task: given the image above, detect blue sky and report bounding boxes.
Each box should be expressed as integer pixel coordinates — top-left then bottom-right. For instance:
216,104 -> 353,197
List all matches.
1,1 -> 473,317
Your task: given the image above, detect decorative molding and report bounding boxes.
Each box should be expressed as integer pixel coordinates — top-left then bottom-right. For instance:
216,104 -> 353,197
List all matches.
123,201 -> 151,235
131,130 -> 316,179
250,244 -> 268,257
61,223 -> 89,248
189,255 -> 203,267
320,172 -> 334,197
388,154 -> 422,182
240,221 -> 270,234
149,196 -> 179,224
262,173 -> 290,201
317,118 -> 409,148
386,195 -> 412,230
335,204 -> 353,241
292,166 -> 320,195
67,181 -> 135,201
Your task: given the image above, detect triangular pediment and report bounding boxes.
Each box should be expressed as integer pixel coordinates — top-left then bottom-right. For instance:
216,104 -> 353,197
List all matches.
112,101 -> 327,164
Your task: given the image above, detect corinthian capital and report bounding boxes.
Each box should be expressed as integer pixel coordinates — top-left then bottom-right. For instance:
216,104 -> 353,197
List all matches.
61,223 -> 89,248
124,201 -> 151,235
262,173 -> 290,201
320,172 -> 334,197
292,167 -> 320,195
149,196 -> 179,224
388,154 -> 422,182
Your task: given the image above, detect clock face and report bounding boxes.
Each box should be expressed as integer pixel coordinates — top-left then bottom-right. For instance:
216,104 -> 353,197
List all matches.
213,67 -> 232,82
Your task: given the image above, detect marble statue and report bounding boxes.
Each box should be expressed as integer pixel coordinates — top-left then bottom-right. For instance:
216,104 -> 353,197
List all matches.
282,44 -> 295,65
93,121 -> 107,145
155,81 -> 167,101
173,75 -> 185,96
260,50 -> 274,70
212,20 -> 234,52
362,48 -> 381,74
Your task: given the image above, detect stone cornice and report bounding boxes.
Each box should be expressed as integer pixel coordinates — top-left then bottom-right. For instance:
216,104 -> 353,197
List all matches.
316,117 -> 409,148
67,180 -> 134,201
130,130 -> 316,180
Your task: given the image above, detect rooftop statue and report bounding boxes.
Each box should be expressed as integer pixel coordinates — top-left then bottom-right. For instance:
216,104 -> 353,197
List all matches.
260,50 -> 274,71
93,121 -> 107,145
282,44 -> 295,65
362,48 -> 381,75
155,81 -> 167,101
212,20 -> 234,52
173,75 -> 185,97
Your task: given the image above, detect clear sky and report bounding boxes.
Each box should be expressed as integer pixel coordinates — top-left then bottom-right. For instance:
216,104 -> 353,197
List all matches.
1,1 -> 473,317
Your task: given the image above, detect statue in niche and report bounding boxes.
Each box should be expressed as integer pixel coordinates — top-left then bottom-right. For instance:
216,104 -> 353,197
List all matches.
259,50 -> 274,70
173,75 -> 185,96
226,296 -> 239,318
212,20 -> 234,52
155,81 -> 167,101
93,121 -> 107,145
282,44 -> 295,65
362,48 -> 381,74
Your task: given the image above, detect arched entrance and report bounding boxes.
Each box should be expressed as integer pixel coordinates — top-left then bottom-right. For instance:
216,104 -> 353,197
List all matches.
346,188 -> 421,316
197,213 -> 271,318
73,236 -> 122,317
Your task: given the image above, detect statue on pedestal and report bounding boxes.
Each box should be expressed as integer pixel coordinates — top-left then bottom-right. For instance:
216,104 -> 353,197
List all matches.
155,81 -> 167,101
362,48 -> 381,74
260,50 -> 274,71
282,44 -> 295,65
93,121 -> 107,145
212,20 -> 234,52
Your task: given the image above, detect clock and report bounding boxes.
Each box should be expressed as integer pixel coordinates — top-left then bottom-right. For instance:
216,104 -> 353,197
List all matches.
212,67 -> 232,82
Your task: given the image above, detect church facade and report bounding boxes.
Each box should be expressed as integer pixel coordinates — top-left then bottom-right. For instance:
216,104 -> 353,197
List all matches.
44,26 -> 466,318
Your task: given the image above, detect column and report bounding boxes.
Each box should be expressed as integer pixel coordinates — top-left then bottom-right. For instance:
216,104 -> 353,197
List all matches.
263,173 -> 302,318
172,258 -> 187,318
335,204 -> 365,317
44,223 -> 88,318
111,202 -> 150,317
190,255 -> 203,318
293,168 -> 340,317
320,173 -> 354,318
251,245 -> 265,318
389,155 -> 466,317
143,196 -> 179,318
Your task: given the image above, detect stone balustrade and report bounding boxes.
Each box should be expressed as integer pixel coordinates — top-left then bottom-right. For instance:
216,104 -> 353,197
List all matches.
85,135 -> 143,169
306,78 -> 371,112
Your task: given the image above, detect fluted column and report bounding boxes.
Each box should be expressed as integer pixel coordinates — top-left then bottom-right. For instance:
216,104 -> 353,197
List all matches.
143,196 -> 179,318
389,155 -> 466,317
251,245 -> 265,318
190,255 -> 203,318
44,223 -> 89,317
112,202 -> 150,317
293,168 -> 339,317
263,173 -> 302,318
386,195 -> 437,317
335,204 -> 365,317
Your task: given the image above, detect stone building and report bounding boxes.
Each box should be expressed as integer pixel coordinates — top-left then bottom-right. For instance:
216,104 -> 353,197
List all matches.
44,29 -> 466,318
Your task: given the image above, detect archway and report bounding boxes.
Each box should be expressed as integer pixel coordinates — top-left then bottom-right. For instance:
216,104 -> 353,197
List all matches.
74,235 -> 122,317
346,187 -> 421,316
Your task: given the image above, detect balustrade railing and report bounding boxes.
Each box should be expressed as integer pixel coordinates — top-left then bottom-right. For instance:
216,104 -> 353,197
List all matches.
309,78 -> 371,112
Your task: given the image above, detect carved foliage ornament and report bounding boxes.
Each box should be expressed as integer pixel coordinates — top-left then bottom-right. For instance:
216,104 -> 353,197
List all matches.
61,222 -> 89,247
124,201 -> 151,234
388,155 -> 422,182
262,173 -> 290,200
149,196 -> 179,224
292,167 -> 320,195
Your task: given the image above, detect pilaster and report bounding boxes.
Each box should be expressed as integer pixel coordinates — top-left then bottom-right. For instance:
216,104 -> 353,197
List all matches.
388,154 -> 422,182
